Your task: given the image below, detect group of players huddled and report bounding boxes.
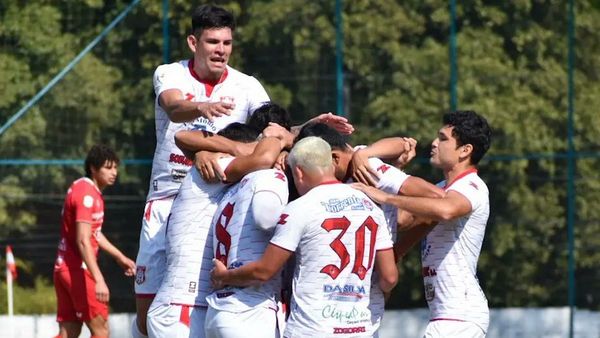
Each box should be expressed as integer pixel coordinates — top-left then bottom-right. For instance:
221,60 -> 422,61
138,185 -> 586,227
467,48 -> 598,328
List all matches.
53,4 -> 492,338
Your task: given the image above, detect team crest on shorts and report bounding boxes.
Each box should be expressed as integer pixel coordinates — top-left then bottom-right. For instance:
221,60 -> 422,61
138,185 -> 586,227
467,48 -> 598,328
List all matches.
135,266 -> 146,285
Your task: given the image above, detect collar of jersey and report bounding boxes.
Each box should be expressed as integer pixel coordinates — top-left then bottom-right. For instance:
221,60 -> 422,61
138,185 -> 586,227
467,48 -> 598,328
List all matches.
443,168 -> 478,190
188,59 -> 229,97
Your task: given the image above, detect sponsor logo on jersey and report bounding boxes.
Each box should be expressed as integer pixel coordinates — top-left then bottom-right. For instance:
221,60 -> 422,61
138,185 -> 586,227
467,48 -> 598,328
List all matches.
323,284 -> 366,302
421,238 -> 431,259
135,266 -> 146,285
322,303 -> 370,323
170,168 -> 189,182
377,164 -> 390,174
422,266 -> 437,277
187,117 -> 217,133
277,214 -> 289,225
169,153 -> 193,166
83,195 -> 94,208
185,93 -> 195,101
333,326 -> 366,334
321,195 -> 368,213
188,281 -> 197,293
425,281 -> 435,301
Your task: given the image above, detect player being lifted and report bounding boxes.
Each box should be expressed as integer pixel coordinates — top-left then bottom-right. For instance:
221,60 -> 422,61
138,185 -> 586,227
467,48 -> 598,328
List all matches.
211,137 -> 398,337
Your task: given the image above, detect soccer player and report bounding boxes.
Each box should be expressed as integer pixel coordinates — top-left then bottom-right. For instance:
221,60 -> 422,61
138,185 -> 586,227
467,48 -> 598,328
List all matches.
53,144 -> 136,338
134,4 -> 271,336
353,110 -> 492,338
204,167 -> 289,338
147,119 -> 293,338
211,136 -> 398,337
295,123 -> 445,334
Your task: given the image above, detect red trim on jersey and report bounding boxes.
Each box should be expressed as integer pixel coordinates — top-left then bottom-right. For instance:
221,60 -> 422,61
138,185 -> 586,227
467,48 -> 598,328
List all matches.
135,293 -> 156,299
144,200 -> 154,222
179,305 -> 191,327
430,318 -> 466,322
443,168 -> 478,190
318,180 -> 342,186
187,59 -> 229,97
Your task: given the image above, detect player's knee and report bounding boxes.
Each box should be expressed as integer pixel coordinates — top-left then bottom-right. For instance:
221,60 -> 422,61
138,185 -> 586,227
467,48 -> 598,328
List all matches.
87,315 -> 109,337
131,316 -> 149,338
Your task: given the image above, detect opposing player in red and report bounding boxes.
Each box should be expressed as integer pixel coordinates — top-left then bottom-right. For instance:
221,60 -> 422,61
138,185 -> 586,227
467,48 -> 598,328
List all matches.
53,144 -> 136,338
211,137 -> 398,337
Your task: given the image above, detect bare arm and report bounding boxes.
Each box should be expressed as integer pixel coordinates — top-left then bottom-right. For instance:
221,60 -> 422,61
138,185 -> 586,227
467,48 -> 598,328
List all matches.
175,130 -> 253,157
394,223 -> 436,258
224,137 -> 289,183
353,183 -> 472,222
374,248 -> 399,293
159,89 -> 233,123
399,176 -> 445,198
97,232 -> 136,277
291,112 -> 354,135
211,244 -> 293,288
76,222 -> 109,303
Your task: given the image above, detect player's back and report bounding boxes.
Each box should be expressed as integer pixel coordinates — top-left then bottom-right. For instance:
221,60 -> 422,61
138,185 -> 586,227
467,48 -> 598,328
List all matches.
154,158 -> 233,307
206,168 -> 289,312
270,182 -> 392,337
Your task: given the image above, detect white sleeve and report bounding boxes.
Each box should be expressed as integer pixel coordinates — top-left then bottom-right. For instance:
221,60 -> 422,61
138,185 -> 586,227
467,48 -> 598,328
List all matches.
367,157 -> 410,195
216,156 -> 236,182
245,77 -> 270,114
447,178 -> 484,211
373,209 -> 394,251
153,63 -> 184,97
269,202 -> 305,252
252,170 -> 289,231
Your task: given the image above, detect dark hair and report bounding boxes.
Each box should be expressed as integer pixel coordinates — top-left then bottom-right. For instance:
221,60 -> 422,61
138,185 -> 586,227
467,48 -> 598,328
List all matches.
295,122 -> 349,151
247,103 -> 292,133
191,5 -> 235,35
84,144 -> 120,177
443,110 -> 491,164
217,122 -> 259,143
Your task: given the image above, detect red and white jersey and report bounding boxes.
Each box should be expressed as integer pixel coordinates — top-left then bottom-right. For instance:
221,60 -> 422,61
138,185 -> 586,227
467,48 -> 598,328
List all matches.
54,178 -> 104,271
153,157 -> 235,307
270,182 -> 393,337
421,169 -> 489,329
345,150 -> 410,331
146,59 -> 269,201
206,169 -> 289,312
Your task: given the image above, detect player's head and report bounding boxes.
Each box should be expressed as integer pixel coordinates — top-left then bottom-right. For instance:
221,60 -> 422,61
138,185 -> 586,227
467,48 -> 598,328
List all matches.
247,103 -> 292,133
84,144 -> 119,190
217,122 -> 259,143
288,136 -> 335,195
431,110 -> 491,169
188,5 -> 235,81
295,123 -> 352,180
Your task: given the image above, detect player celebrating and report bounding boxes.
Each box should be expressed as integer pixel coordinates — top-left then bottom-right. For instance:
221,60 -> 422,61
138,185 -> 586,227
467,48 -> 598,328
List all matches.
134,4 -> 271,336
211,137 -> 398,337
353,110 -> 492,338
204,166 -> 289,337
53,144 -> 136,338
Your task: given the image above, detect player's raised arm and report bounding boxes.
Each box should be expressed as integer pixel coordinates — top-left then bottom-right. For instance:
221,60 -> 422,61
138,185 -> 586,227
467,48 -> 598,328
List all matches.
291,112 -> 354,135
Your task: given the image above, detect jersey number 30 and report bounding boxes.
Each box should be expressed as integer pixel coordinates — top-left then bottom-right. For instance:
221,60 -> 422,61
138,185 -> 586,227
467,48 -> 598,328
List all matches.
320,216 -> 378,280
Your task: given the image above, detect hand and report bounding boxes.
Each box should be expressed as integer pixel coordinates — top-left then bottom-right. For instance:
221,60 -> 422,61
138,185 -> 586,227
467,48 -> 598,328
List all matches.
263,123 -> 295,148
117,255 -> 136,277
274,151 -> 289,171
194,151 -> 226,183
349,149 -> 379,186
351,182 -> 389,205
309,112 -> 354,135
95,280 -> 110,304
393,137 -> 417,168
198,101 -> 234,121
210,258 -> 228,290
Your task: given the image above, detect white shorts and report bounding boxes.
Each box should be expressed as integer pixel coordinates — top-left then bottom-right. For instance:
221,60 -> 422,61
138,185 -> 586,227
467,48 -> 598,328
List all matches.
135,197 -> 175,295
205,305 -> 279,338
424,320 -> 486,338
147,303 -> 207,338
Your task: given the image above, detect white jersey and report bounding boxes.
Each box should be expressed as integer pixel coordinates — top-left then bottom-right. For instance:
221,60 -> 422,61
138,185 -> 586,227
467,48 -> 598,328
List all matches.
421,169 -> 489,330
147,60 -> 269,201
152,157 -> 234,307
270,182 -> 393,337
346,151 -> 410,332
206,169 -> 289,312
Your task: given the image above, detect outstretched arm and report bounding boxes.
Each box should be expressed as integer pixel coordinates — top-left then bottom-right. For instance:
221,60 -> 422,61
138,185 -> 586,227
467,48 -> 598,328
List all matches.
224,136 -> 290,183
350,137 -> 416,186
175,130 -> 253,158
211,244 -> 293,288
291,112 -> 354,135
159,89 -> 234,123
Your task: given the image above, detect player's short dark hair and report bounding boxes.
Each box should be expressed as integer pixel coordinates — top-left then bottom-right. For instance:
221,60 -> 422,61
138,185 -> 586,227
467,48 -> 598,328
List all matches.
217,122 -> 259,143
443,110 -> 491,165
247,103 -> 292,133
191,4 -> 235,35
84,144 -> 119,177
295,122 -> 349,151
